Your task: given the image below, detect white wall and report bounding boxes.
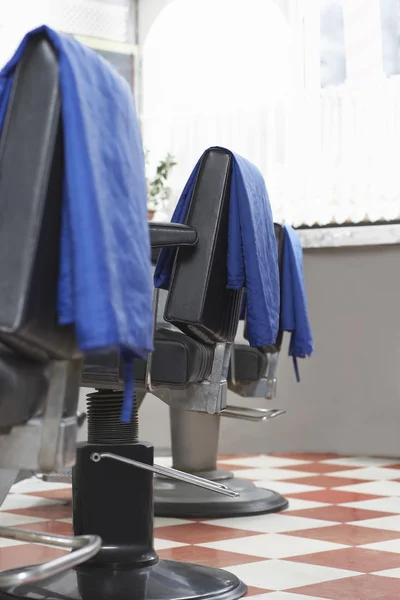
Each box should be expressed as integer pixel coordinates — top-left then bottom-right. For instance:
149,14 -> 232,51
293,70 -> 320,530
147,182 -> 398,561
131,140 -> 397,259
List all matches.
135,244 -> 400,458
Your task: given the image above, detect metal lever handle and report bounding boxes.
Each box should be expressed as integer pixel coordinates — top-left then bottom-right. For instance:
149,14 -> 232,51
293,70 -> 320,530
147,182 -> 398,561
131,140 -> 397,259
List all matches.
221,406 -> 286,422
0,528 -> 101,589
266,353 -> 279,399
90,452 -> 239,498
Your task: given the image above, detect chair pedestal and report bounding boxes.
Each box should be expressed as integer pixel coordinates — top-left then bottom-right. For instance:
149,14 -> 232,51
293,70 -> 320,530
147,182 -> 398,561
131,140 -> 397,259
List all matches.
154,408 -> 288,518
6,395 -> 246,600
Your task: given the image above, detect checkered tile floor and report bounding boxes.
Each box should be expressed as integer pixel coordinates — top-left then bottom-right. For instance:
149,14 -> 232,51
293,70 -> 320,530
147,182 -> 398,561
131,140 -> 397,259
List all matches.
3,454 -> 400,599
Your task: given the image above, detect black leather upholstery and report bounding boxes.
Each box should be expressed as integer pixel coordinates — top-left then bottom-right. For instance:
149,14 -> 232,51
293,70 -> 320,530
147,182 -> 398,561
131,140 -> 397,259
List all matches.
149,223 -> 198,248
152,248 -> 161,265
274,224 -> 285,263
82,329 -> 214,390
164,149 -> 243,344
0,35 -> 78,362
228,346 -> 268,382
135,329 -> 213,386
0,345 -> 48,428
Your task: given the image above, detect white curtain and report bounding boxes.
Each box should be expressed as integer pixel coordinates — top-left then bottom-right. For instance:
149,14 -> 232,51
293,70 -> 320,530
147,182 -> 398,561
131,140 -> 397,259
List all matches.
142,0 -> 400,226
142,0 -> 293,220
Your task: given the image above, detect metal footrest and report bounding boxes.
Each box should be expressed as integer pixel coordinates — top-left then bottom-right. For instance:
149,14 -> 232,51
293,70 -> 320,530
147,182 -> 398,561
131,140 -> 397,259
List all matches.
42,468 -> 72,484
221,407 -> 285,421
0,527 -> 101,588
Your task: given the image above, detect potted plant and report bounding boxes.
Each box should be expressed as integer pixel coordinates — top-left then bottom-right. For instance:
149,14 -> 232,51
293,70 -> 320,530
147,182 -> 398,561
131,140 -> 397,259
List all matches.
146,152 -> 177,221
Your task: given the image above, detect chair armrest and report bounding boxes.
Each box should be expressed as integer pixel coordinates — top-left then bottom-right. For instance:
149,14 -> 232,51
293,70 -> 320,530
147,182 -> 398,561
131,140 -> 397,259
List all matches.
149,223 -> 198,248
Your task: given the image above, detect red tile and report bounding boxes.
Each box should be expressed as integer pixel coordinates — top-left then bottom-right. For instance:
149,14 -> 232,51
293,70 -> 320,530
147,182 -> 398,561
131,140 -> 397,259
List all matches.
285,524 -> 400,545
157,546 -> 263,568
7,504 -> 72,520
0,545 -> 68,570
284,475 -> 366,488
19,520 -> 73,535
291,574 -> 400,600
245,587 -> 272,596
286,490 -> 382,504
287,547 -> 400,573
155,523 -> 261,544
285,505 -> 394,522
281,463 -> 360,474
28,489 -> 72,501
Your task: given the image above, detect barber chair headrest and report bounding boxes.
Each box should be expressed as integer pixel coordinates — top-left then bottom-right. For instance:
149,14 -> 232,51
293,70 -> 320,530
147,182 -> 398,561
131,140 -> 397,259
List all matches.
0,36 -> 78,363
164,149 -> 243,344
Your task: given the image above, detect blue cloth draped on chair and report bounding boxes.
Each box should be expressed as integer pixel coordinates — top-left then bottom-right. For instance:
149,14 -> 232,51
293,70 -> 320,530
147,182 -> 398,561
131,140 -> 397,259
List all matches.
154,147 -> 280,349
0,26 -> 153,421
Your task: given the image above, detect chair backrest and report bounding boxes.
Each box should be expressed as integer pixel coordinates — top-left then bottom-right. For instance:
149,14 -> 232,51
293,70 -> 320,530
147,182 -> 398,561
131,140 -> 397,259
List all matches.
164,148 -> 243,344
0,34 -> 81,473
0,34 -> 78,362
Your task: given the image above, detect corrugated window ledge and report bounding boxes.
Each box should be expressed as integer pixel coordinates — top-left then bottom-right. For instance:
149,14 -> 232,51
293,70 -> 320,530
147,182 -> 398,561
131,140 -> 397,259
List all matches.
297,224 -> 400,249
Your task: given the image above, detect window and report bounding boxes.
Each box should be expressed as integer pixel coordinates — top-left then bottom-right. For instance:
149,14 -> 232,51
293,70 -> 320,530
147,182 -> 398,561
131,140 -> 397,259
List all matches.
143,0 -> 400,227
142,0 -> 292,220
0,0 -> 137,89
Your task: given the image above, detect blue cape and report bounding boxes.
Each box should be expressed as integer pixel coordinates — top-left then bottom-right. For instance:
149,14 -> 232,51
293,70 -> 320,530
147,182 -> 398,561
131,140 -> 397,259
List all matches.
281,225 -> 314,379
155,148 -> 280,348
0,27 -> 153,421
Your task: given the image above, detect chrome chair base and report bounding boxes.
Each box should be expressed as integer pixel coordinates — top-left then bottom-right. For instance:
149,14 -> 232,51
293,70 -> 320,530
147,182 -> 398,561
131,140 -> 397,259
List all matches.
2,559 -> 247,600
154,474 -> 288,518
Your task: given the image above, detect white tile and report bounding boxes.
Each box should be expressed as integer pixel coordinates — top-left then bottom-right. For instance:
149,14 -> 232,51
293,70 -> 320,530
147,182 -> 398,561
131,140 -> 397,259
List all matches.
255,481 -> 323,495
0,513 -> 46,527
0,494 -> 63,511
361,539 -> 400,553
374,567 -> 400,578
342,497 -> 400,513
326,467 -> 400,481
154,538 -> 187,550
264,594 -> 328,600
11,478 -> 71,494
232,468 -> 312,481
227,560 -> 360,591
154,517 -> 192,528
244,595 -> 274,600
0,538 -> 27,548
335,481 -> 400,497
283,499 -> 329,511
154,456 -> 173,467
199,533 -> 347,559
322,457 -> 398,468
350,515 -> 400,532
204,514 -> 337,534
218,456 -> 311,468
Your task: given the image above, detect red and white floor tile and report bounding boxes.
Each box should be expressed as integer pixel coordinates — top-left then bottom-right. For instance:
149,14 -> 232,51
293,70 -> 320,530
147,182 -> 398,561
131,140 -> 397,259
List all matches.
3,454 -> 400,599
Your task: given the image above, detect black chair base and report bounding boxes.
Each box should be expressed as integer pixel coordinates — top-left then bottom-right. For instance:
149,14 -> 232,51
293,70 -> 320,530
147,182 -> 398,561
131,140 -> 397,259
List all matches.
5,559 -> 247,600
154,475 -> 289,518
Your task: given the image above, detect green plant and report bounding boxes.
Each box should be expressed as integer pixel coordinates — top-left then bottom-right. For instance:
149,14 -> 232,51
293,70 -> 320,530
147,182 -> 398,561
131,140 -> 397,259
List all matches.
146,152 -> 177,212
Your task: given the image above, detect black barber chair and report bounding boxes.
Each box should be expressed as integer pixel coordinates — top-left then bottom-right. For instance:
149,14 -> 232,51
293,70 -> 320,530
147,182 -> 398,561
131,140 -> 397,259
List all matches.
0,39 -> 246,600
0,35 -> 102,588
150,224 -> 288,518
51,177 -> 289,520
